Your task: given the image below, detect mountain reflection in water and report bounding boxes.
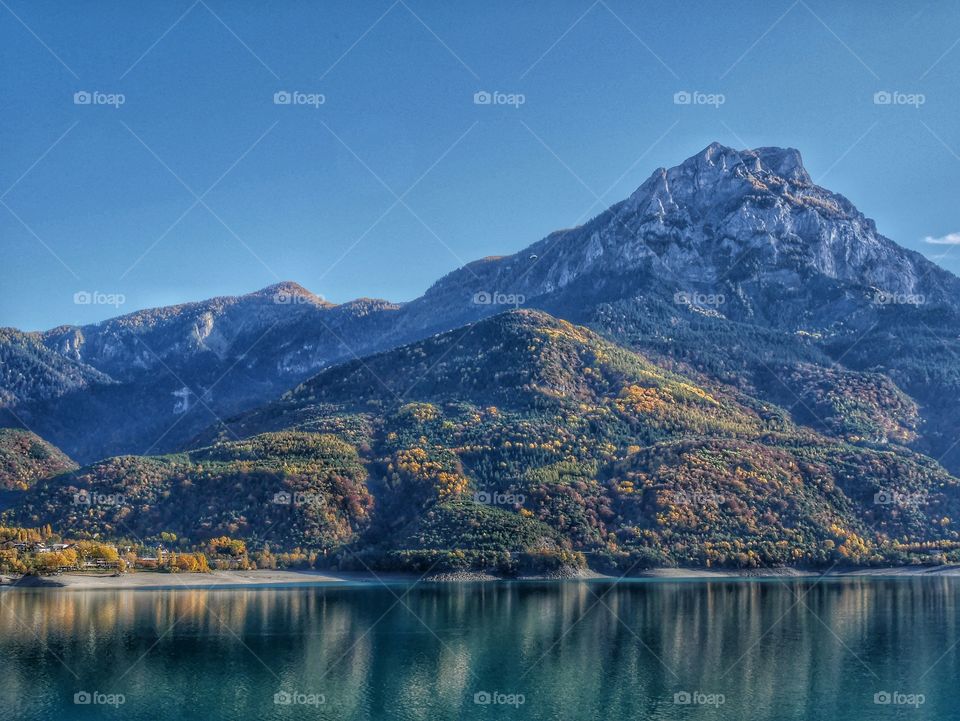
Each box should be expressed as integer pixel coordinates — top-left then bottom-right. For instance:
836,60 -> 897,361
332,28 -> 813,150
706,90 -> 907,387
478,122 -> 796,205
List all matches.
0,578 -> 956,720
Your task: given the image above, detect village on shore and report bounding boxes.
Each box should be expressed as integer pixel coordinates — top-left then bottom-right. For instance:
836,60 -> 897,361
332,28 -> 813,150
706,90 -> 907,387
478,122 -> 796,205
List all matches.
0,524 -> 263,579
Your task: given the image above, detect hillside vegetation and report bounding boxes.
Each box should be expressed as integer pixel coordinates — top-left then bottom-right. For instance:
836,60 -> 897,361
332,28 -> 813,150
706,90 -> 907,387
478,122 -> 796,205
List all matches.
11,311 -> 956,573
0,429 -> 76,491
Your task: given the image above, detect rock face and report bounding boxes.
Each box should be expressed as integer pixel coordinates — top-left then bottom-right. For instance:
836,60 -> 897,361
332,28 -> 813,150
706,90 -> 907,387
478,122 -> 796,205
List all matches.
2,143 -> 959,469
401,142 -> 960,332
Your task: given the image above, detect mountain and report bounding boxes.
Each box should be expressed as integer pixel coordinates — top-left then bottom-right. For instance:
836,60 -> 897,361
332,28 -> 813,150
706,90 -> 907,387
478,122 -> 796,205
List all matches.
406,143 -> 960,331
1,283 -> 401,463
14,310 -> 960,572
3,141 -> 960,479
197,308 -> 783,462
203,310 -> 960,569
0,327 -> 111,409
398,143 -> 960,470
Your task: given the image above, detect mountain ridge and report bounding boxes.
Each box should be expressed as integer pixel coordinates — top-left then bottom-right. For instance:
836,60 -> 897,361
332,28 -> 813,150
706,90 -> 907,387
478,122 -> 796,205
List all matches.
11,308 -> 960,572
3,141 -> 959,475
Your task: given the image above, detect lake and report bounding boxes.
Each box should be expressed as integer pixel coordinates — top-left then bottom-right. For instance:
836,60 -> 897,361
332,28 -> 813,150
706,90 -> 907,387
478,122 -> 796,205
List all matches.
0,577 -> 955,719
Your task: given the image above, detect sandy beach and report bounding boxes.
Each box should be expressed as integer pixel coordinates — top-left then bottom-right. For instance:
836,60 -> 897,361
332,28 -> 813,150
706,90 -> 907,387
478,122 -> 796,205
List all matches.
1,569 -> 412,590
4,564 -> 960,590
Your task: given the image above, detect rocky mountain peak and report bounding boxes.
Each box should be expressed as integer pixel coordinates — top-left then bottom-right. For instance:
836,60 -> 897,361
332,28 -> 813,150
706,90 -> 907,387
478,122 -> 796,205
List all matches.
631,142 -> 812,210
678,142 -> 810,185
409,142 -> 960,336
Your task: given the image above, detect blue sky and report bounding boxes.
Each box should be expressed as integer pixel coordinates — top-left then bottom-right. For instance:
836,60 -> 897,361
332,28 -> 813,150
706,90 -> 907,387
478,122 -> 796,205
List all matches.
2,0 -> 960,329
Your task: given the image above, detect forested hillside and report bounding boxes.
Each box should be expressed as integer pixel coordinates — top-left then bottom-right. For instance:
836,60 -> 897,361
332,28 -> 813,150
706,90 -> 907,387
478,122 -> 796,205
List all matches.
11,310 -> 958,573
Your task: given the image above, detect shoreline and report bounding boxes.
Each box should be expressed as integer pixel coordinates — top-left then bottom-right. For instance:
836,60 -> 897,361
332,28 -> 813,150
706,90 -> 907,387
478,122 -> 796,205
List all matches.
4,564 -> 960,590
0,569 -> 416,591
634,565 -> 960,579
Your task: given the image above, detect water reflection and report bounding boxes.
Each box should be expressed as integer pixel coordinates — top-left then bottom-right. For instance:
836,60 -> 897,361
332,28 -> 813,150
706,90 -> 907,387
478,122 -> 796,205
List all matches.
0,578 -> 958,720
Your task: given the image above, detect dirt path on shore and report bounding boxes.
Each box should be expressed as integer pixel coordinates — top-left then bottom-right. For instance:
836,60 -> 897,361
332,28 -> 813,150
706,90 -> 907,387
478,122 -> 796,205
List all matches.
4,564 -> 960,590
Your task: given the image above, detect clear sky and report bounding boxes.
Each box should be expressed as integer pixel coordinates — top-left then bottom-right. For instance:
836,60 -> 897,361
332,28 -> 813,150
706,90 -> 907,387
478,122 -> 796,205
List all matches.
3,0 -> 960,330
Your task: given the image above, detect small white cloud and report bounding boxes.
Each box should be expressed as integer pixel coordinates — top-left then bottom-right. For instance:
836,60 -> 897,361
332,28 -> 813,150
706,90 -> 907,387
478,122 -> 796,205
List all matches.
924,232 -> 960,245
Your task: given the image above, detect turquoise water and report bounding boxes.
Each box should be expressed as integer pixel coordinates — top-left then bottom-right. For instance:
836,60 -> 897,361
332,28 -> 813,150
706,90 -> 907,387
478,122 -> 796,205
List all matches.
0,577 -> 957,720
